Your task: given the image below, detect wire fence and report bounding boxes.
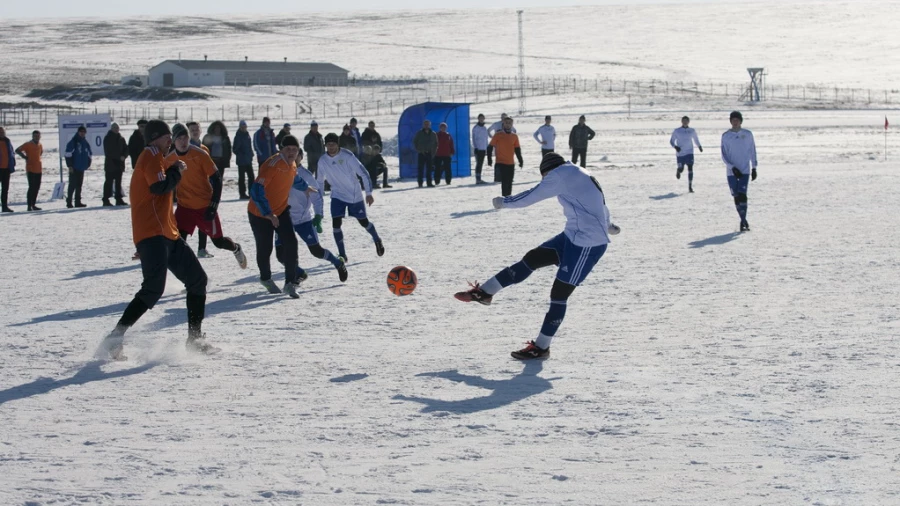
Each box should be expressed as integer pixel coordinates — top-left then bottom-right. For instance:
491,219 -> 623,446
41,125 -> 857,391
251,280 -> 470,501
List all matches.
2,75 -> 898,129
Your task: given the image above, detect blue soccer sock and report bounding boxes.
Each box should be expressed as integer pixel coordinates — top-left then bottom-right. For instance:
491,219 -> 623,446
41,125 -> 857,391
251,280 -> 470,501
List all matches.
323,249 -> 341,267
688,169 -> 693,184
535,299 -> 568,348
485,260 -> 534,295
333,229 -> 346,259
736,203 -> 748,221
365,222 -> 381,242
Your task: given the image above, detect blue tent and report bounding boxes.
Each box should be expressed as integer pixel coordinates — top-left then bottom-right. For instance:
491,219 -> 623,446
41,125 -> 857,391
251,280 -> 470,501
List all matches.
398,102 -> 471,179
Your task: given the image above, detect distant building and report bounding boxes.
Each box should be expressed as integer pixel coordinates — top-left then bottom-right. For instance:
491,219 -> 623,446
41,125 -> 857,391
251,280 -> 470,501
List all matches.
148,58 -> 350,87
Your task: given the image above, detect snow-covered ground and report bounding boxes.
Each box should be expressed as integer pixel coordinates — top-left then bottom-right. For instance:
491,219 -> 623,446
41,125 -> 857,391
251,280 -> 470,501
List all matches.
2,2 -> 900,505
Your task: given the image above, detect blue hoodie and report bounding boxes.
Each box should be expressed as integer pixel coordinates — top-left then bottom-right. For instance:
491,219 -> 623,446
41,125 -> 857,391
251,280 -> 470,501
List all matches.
65,133 -> 93,171
233,129 -> 254,166
0,137 -> 15,172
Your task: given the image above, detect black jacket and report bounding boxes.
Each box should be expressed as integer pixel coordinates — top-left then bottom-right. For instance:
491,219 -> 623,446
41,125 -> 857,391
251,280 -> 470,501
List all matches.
339,133 -> 357,152
361,129 -> 383,151
304,132 -> 325,160
104,131 -> 128,171
128,130 -> 145,168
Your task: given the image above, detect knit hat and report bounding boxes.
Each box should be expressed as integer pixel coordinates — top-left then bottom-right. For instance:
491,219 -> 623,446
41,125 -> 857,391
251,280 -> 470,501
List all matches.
77,126 -> 87,133
111,122 -> 120,130
310,120 -> 318,126
730,110 -> 743,121
137,119 -> 148,126
143,120 -> 171,144
171,123 -> 189,140
239,120 -> 247,127
324,133 -> 339,144
281,135 -> 299,148
539,152 -> 566,175
284,123 -> 291,128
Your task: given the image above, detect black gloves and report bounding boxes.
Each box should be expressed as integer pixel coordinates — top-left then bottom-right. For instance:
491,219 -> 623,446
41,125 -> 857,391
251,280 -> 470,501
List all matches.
205,201 -> 218,221
518,161 -> 523,168
674,146 -> 681,153
698,146 -> 703,152
731,167 -> 742,178
751,168 -> 757,181
487,156 -> 493,167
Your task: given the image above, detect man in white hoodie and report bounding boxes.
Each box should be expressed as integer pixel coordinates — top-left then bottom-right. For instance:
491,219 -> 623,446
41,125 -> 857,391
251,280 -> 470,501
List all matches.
316,133 -> 384,261
471,114 -> 489,184
533,115 -> 556,157
720,110 -> 758,232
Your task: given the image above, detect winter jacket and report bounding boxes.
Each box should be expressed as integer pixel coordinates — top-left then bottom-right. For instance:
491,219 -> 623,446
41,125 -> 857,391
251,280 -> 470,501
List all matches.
436,131 -> 455,157
203,121 -> 231,169
232,130 -> 254,166
65,134 -> 93,171
275,128 -> 291,149
349,127 -> 362,155
569,124 -> 596,149
304,132 -> 325,161
413,128 -> 438,154
0,136 -> 15,171
360,128 -> 382,152
128,130 -> 145,168
103,131 -> 128,171
339,132 -> 357,152
253,126 -> 277,162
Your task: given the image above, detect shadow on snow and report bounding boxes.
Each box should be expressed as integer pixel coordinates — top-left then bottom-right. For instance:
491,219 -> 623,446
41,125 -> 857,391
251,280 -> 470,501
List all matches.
649,192 -> 680,200
393,361 -> 558,414
688,232 -> 741,248
0,360 -> 158,407
450,209 -> 495,219
66,264 -> 140,280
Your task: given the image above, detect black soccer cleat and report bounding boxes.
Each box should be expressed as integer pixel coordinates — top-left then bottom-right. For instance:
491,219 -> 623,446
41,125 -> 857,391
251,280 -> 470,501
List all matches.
454,281 -> 492,306
375,240 -> 385,257
336,259 -> 348,282
740,220 -> 750,232
676,168 -> 683,179
511,341 -> 550,360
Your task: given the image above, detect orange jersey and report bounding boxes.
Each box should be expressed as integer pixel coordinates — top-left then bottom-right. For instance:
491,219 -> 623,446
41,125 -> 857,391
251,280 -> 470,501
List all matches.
17,141 -> 43,173
489,131 -> 520,165
0,138 -> 10,168
166,145 -> 217,210
248,154 -> 296,218
130,146 -> 179,245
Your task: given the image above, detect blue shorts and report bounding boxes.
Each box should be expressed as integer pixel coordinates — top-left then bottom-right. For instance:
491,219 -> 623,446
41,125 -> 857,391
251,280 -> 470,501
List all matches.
331,198 -> 367,220
539,233 -> 607,286
727,174 -> 750,196
293,221 -> 320,246
676,154 -> 694,167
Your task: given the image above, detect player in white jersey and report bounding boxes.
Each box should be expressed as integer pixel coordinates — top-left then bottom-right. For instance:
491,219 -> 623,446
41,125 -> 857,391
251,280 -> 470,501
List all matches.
316,133 -> 384,261
669,116 -> 703,192
275,149 -> 348,283
454,152 -> 620,360
720,111 -> 758,231
533,115 -> 556,157
488,113 -> 517,138
472,114 -> 489,184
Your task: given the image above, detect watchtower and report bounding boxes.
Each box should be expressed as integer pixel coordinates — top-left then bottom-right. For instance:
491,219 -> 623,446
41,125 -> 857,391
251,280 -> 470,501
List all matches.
740,67 -> 766,101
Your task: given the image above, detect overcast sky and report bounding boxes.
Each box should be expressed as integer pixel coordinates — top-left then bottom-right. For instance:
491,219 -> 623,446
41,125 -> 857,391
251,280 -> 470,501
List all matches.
2,0 -> 796,20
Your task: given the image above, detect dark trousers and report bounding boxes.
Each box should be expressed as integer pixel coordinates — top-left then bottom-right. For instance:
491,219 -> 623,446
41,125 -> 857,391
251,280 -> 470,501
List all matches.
433,156 -> 452,184
307,157 -> 320,176
134,236 -> 208,309
417,152 -> 434,186
67,169 -> 85,204
0,168 -> 10,208
474,149 -> 486,181
497,163 -> 516,197
103,167 -> 124,201
572,148 -> 587,168
248,209 -> 297,283
541,148 -> 554,158
27,172 -> 42,208
237,164 -> 254,198
367,165 -> 388,188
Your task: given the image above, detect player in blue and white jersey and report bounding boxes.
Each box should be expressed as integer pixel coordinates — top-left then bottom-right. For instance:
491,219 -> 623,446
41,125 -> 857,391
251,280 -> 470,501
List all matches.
316,133 -> 384,261
275,148 -> 349,283
669,115 -> 703,192
454,152 -> 620,360
721,111 -> 758,231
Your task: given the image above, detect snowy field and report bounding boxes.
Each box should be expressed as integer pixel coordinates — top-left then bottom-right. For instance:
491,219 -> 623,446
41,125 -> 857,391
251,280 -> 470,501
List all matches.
3,1 -> 900,505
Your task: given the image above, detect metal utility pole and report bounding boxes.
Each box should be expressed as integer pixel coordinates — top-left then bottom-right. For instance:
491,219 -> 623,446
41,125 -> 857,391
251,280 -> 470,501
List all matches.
517,10 -> 526,115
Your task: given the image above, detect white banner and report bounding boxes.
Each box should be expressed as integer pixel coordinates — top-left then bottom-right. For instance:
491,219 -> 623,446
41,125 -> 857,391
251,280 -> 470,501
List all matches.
57,113 -> 112,157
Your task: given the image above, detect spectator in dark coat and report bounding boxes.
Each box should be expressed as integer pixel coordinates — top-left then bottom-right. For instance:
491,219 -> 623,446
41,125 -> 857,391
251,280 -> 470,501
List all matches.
348,117 -> 363,158
127,119 -> 147,169
64,126 -> 92,208
413,120 -> 438,188
364,144 -> 392,189
275,123 -> 291,149
103,122 -> 129,206
568,115 -> 596,168
253,117 -> 277,165
202,120 -> 232,175
360,120 -> 382,153
232,120 -> 254,199
303,121 -> 325,176
0,126 -> 16,212
339,124 -> 357,152
434,122 -> 455,185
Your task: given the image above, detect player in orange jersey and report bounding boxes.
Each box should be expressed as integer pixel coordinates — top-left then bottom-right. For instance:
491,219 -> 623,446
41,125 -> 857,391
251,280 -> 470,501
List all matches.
99,120 -> 219,360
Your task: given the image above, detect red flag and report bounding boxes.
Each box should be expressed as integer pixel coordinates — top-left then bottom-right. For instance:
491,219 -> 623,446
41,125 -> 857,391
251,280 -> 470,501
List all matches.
887,116 -> 890,130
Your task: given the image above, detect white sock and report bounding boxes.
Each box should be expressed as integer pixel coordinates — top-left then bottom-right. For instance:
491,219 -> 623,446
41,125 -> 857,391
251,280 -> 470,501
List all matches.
480,277 -> 502,295
534,333 -> 553,349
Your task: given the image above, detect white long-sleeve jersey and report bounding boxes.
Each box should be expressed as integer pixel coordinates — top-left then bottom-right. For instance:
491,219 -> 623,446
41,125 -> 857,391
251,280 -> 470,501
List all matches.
472,123 -> 489,151
533,125 -> 556,150
502,162 -> 612,247
316,147 -> 372,203
720,128 -> 758,175
488,120 -> 516,137
669,127 -> 701,155
288,166 -> 324,225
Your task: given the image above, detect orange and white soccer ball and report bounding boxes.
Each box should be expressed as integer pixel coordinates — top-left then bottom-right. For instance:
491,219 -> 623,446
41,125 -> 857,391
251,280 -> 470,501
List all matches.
387,266 -> 417,296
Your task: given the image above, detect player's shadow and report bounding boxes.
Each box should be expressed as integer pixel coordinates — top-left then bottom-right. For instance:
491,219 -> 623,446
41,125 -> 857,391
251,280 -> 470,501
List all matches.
689,232 -> 740,248
230,260 -> 368,286
450,209 -> 495,219
8,292 -> 201,328
0,360 -> 158,406
649,192 -> 679,200
148,292 -> 285,330
66,264 -> 140,280
393,361 -> 557,414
